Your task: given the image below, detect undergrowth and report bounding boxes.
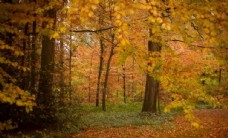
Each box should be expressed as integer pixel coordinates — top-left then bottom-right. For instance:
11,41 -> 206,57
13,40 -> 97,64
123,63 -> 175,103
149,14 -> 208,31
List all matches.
2,102 -> 177,138
72,102 -> 176,135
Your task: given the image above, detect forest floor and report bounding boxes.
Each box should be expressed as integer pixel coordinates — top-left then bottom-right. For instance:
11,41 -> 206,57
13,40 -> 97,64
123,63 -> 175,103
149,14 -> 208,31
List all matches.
72,109 -> 228,138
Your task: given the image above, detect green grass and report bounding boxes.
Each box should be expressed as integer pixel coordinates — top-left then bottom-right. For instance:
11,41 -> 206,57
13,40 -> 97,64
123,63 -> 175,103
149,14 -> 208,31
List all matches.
78,111 -> 174,129
81,102 -> 143,113
77,102 -> 175,130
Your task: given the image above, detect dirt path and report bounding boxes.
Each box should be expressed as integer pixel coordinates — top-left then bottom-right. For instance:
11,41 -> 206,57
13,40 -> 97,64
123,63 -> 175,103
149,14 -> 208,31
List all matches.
72,109 -> 228,138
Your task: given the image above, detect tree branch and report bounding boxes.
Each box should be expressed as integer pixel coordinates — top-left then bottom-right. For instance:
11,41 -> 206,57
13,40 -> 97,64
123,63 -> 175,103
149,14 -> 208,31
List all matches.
169,39 -> 228,50
71,26 -> 115,33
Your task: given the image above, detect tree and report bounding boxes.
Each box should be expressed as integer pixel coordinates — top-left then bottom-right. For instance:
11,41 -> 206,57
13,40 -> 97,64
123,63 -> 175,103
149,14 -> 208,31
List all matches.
59,33 -> 65,105
37,1 -> 57,121
102,33 -> 115,111
142,29 -> 161,113
0,0 -> 227,132
96,18 -> 105,107
122,64 -> 126,103
0,0 -> 36,131
30,0 -> 37,95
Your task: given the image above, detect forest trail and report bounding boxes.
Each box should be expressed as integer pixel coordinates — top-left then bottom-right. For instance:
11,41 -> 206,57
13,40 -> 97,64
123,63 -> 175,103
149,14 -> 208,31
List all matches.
72,109 -> 228,138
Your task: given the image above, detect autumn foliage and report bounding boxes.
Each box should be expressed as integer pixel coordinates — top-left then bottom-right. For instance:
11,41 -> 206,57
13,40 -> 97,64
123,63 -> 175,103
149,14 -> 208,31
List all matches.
0,0 -> 227,136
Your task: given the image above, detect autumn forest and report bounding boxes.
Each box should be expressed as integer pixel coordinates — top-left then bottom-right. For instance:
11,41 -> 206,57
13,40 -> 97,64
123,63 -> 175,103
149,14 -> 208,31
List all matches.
0,0 -> 228,137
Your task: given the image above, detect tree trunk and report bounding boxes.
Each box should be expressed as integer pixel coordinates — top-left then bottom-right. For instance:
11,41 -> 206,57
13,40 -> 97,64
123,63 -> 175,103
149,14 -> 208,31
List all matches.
122,64 -> 126,103
37,7 -> 56,121
31,19 -> 36,94
218,68 -> 222,84
117,68 -> 120,98
20,23 -> 28,90
88,52 -> 93,103
96,12 -> 105,107
142,29 -> 161,113
96,38 -> 104,107
59,34 -> 65,105
132,57 -> 136,100
102,34 -> 115,111
69,32 -> 72,104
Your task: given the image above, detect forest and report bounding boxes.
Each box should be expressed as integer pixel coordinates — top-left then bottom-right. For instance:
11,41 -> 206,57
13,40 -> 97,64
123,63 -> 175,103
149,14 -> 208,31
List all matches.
0,0 -> 228,137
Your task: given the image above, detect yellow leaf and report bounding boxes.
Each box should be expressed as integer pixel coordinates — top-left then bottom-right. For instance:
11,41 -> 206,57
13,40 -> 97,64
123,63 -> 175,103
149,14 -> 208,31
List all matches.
91,5 -> 97,10
51,32 -> 59,39
156,18 -> 163,23
191,122 -> 199,128
161,23 -> 166,29
148,16 -> 155,23
88,11 -> 94,17
164,107 -> 169,113
16,100 -> 24,106
22,67 -> 27,72
93,0 -> 99,4
60,27 -> 66,32
166,24 -> 171,30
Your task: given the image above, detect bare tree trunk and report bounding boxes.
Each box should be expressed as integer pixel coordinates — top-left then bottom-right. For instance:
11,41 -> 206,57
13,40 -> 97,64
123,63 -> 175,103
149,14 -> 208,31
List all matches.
102,34 -> 115,111
122,64 -> 126,103
59,34 -> 65,105
88,52 -> 93,103
96,38 -> 104,107
117,68 -> 120,98
142,29 -> 161,113
218,68 -> 222,84
31,19 -> 36,94
69,32 -> 72,104
157,86 -> 161,114
142,75 -> 159,112
132,57 -> 136,101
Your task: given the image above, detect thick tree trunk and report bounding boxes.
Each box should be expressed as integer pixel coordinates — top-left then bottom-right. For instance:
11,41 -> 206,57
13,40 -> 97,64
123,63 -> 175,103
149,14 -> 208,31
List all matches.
142,29 -> 161,113
38,8 -> 56,121
142,75 -> 159,112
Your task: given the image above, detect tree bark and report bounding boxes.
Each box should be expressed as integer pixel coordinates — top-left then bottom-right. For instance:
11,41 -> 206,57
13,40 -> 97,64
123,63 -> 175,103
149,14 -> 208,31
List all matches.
102,34 -> 115,111
122,64 -> 126,103
132,57 -> 136,100
142,29 -> 161,113
31,19 -> 36,94
218,68 -> 222,84
69,32 -> 72,104
59,34 -> 65,105
37,7 -> 56,121
20,23 -> 28,90
88,52 -> 93,103
96,38 -> 104,107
